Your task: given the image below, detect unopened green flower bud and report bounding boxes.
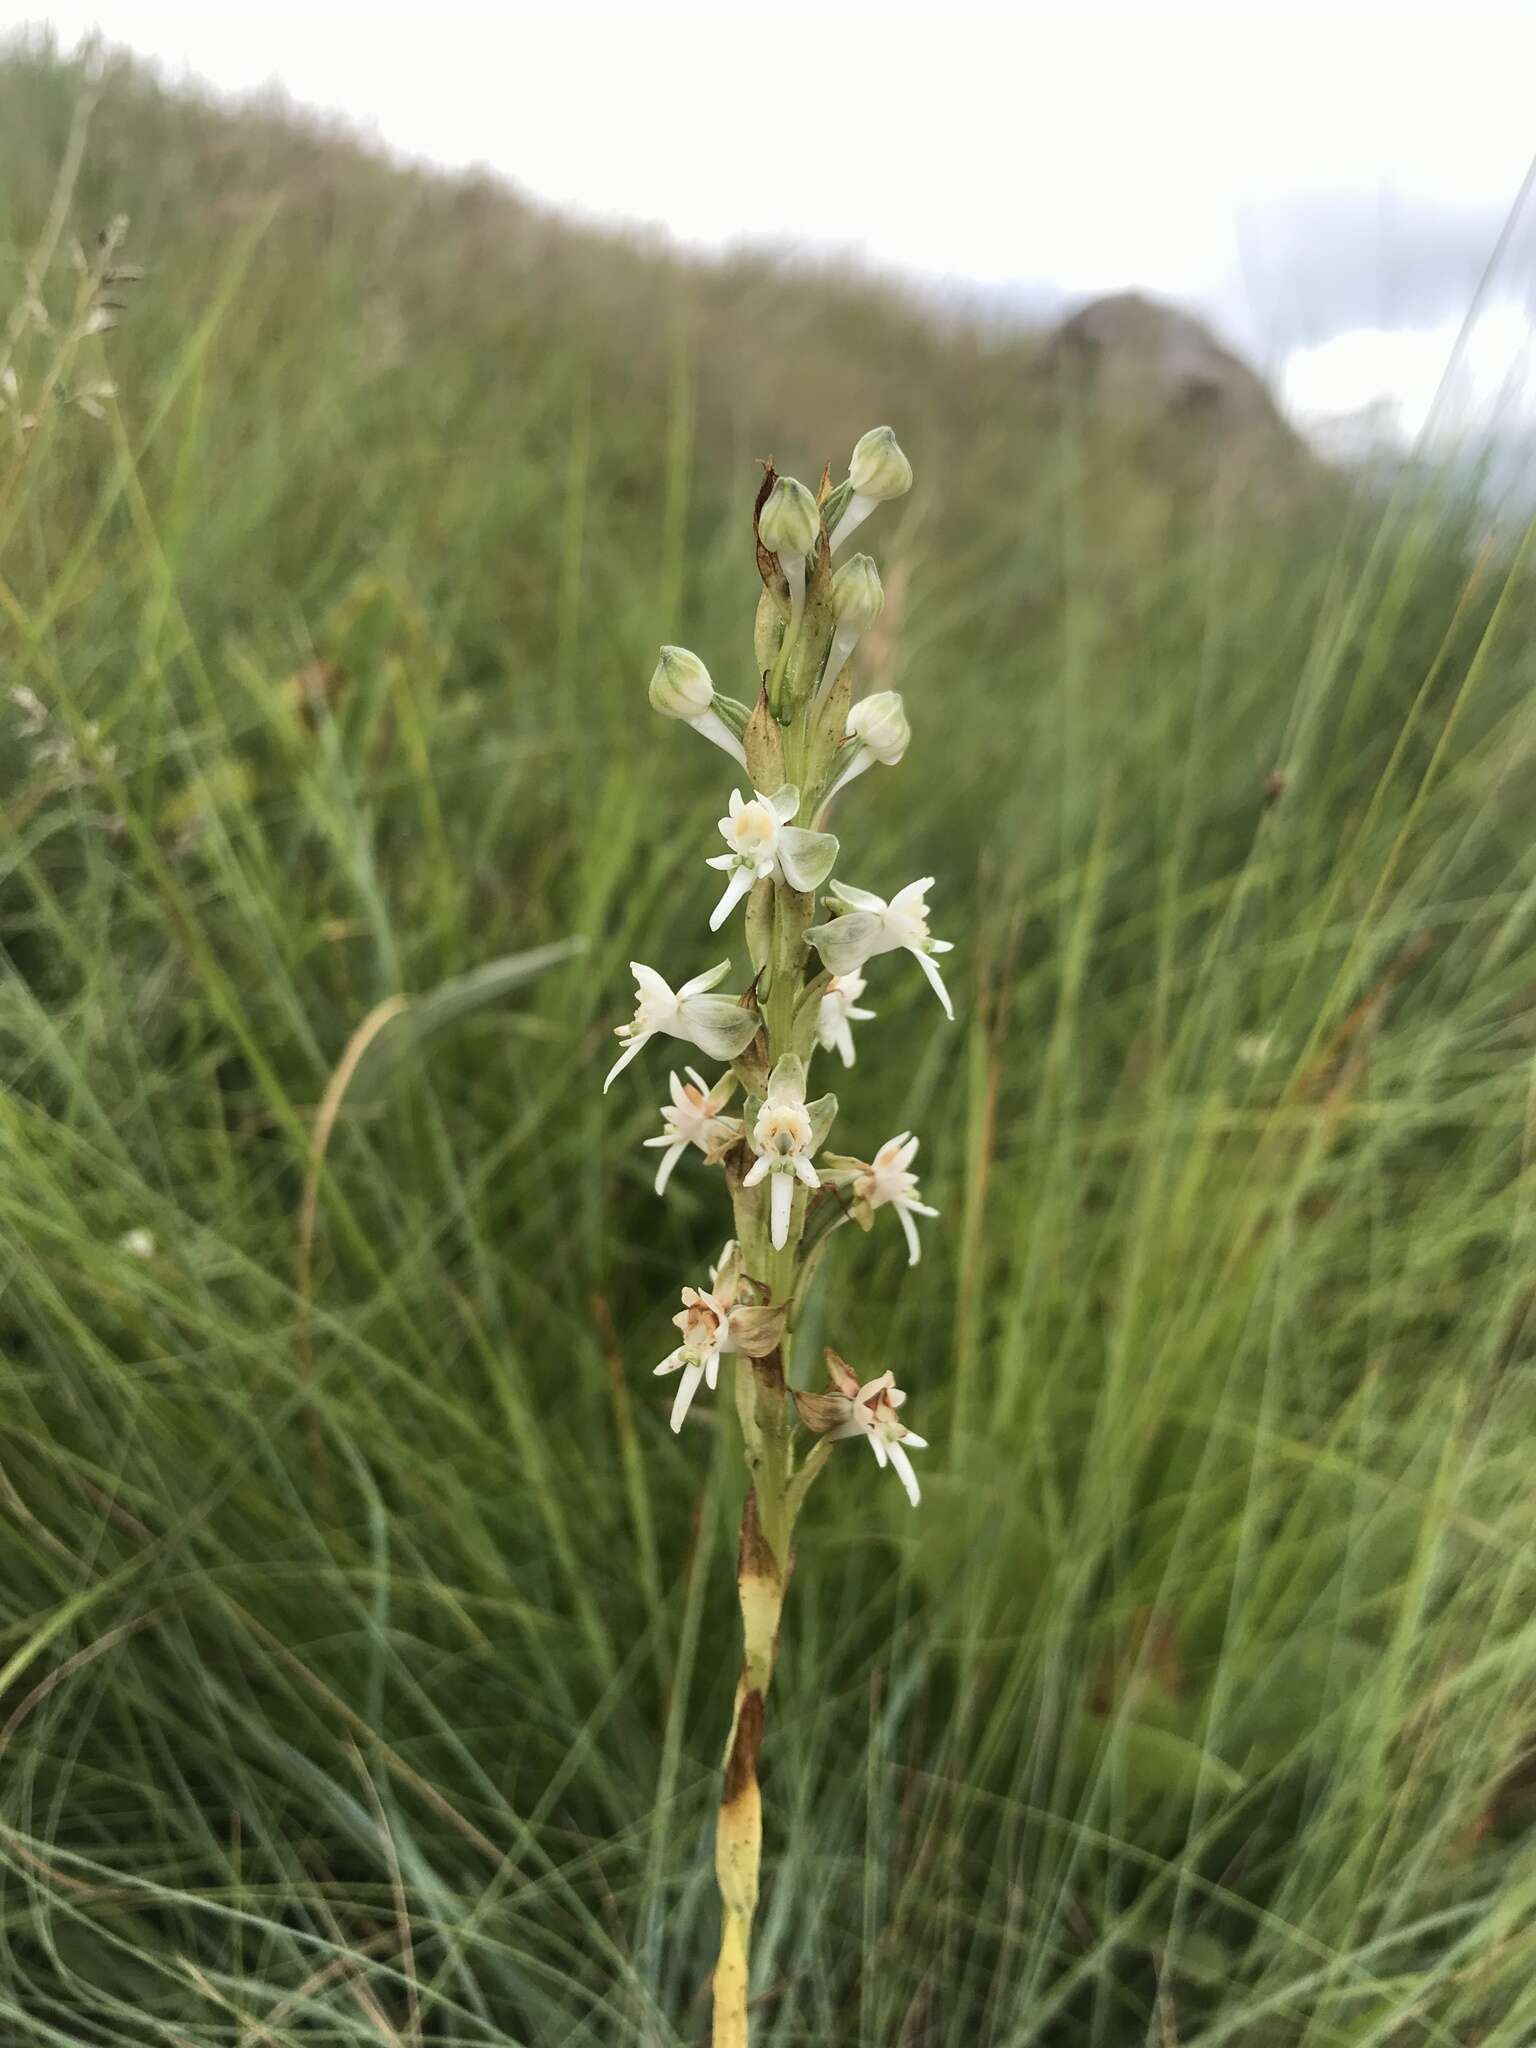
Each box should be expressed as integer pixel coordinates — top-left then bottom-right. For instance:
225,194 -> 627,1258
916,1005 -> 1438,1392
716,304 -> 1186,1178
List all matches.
648,645 -> 747,768
848,426 -> 913,503
758,476 -> 821,564
830,426 -> 913,550
847,690 -> 909,765
831,553 -> 884,631
814,554 -> 886,709
649,644 -> 714,721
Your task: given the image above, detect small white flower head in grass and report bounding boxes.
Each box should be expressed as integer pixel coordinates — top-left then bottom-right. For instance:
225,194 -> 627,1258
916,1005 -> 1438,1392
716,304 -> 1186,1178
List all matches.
648,646 -> 748,768
654,1241 -> 743,1432
817,554 -> 884,703
117,1227 -> 156,1260
856,1132 -> 938,1265
742,1053 -> 837,1249
605,960 -> 760,1092
829,426 -> 913,550
823,691 -> 910,804
807,876 -> 955,1020
759,475 -> 821,628
822,1350 -> 928,1505
816,971 -> 875,1068
705,784 -> 839,930
644,1067 -> 742,1195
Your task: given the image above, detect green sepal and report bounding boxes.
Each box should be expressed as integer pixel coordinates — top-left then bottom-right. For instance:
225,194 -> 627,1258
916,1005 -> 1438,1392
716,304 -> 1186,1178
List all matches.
820,477 -> 855,535
806,1091 -> 838,1153
713,691 -> 753,739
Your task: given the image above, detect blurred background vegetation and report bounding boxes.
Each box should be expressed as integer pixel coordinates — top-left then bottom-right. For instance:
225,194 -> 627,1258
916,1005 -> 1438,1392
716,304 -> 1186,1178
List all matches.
4,36 -> 1536,2047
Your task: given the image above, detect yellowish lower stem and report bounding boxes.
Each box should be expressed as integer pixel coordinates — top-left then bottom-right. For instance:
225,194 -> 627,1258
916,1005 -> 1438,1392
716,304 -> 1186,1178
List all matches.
711,1473 -> 791,2046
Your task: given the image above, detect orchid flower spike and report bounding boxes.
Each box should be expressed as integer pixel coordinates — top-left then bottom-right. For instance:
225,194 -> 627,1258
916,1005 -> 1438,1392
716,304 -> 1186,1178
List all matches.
828,426 -> 913,551
644,1067 -> 742,1195
605,960 -> 760,1092
807,877 -> 955,1020
654,1242 -> 742,1432
857,1132 -> 939,1265
705,784 -> 839,930
816,971 -> 876,1068
823,1352 -> 928,1505
816,554 -> 884,706
758,476 -> 821,629
821,692 -> 910,809
742,1053 -> 837,1250
648,646 -> 748,768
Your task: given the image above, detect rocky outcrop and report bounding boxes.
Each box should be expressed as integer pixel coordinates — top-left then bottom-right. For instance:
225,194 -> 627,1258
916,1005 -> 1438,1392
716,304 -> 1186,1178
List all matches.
1041,292 -> 1304,459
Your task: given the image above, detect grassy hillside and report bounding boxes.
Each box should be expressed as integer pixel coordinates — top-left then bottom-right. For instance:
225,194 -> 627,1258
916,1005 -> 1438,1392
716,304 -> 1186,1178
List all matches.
4,37 -> 1536,2047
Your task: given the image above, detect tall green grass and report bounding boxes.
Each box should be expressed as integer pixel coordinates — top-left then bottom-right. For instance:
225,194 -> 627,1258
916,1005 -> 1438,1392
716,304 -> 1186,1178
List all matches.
3,38 -> 1536,2045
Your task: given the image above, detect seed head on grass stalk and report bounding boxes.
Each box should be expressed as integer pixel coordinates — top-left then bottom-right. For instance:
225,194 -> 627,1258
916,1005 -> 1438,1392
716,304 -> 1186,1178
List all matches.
604,425 -> 945,2045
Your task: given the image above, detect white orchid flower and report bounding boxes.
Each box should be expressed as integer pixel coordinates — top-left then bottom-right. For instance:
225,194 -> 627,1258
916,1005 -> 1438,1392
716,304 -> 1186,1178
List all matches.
807,877 -> 955,1020
605,960 -> 759,1093
742,1053 -> 837,1250
654,1242 -> 741,1432
857,1132 -> 939,1265
824,1354 -> 928,1506
644,1067 -> 741,1195
704,784 -> 840,930
816,971 -> 875,1068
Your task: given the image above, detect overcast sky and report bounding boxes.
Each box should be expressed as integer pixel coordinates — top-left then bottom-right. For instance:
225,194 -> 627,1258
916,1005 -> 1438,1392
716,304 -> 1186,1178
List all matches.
12,1 -> 1536,438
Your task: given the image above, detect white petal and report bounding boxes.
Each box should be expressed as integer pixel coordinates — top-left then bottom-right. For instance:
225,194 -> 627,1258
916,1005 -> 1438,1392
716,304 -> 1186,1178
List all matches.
770,1172 -> 793,1250
742,1153 -> 771,1188
900,1429 -> 929,1449
630,962 -> 675,1004
832,1019 -> 856,1067
653,1140 -> 688,1196
669,1361 -> 705,1432
653,1347 -> 686,1378
709,866 -> 756,932
792,1154 -> 820,1190
603,1032 -> 651,1093
908,945 -> 955,1021
887,1440 -> 922,1506
868,1433 -> 890,1469
889,878 -> 935,917
896,1204 -> 922,1266
678,959 -> 734,999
